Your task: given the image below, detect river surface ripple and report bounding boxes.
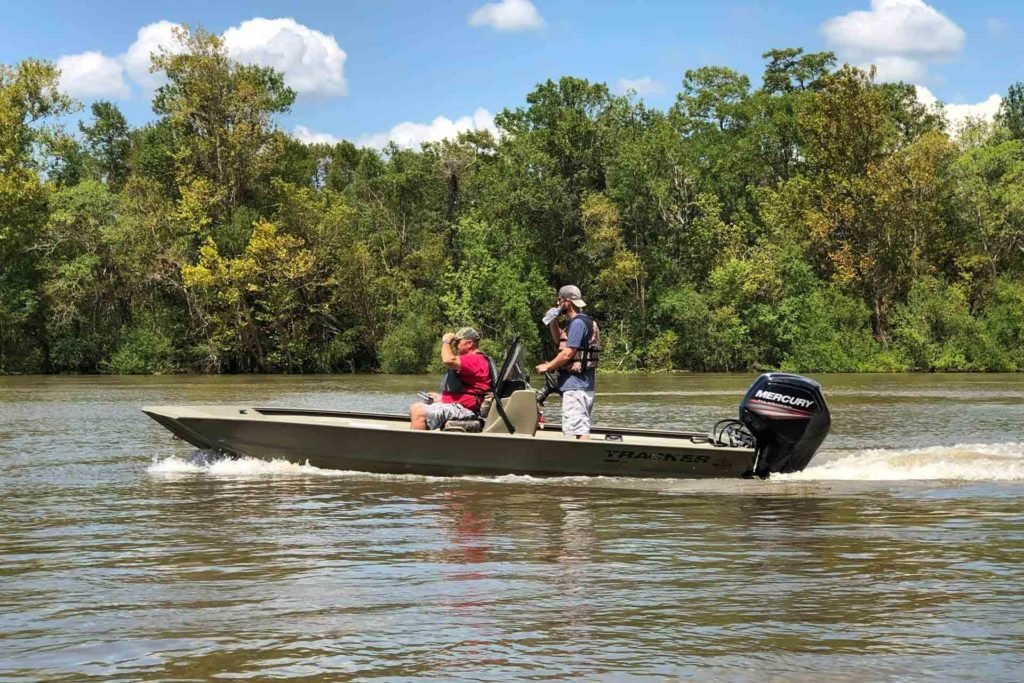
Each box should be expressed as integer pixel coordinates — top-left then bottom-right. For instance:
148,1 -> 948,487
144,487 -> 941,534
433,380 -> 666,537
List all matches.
1,373 -> 1022,681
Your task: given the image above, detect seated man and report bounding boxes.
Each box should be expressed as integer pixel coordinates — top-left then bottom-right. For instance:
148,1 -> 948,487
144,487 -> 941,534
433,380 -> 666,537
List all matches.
410,327 -> 493,430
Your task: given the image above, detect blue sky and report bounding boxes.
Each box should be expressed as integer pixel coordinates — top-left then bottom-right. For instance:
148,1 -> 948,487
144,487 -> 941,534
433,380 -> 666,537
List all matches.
2,0 -> 1021,147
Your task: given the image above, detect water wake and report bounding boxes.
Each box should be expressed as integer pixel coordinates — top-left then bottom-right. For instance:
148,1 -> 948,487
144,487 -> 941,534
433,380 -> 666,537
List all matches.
148,451 -> 352,477
782,442 -> 1024,482
148,442 -> 1024,485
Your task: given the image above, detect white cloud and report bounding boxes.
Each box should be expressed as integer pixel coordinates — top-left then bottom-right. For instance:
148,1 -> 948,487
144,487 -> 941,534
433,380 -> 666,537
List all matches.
77,17 -> 347,99
357,108 -> 499,149
823,0 -> 965,83
222,18 -> 347,96
469,0 -> 545,31
122,20 -> 183,91
614,76 -> 663,96
292,125 -> 340,145
915,85 -> 1003,131
56,51 -> 130,99
823,0 -> 964,58
867,55 -> 928,82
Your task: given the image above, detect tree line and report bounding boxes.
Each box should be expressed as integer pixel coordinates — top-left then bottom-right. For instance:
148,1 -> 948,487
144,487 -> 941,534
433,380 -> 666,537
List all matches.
2,27 -> 1022,375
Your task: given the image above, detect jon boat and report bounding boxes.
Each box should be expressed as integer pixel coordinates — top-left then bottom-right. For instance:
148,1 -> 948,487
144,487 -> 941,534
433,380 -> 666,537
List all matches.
144,338 -> 831,479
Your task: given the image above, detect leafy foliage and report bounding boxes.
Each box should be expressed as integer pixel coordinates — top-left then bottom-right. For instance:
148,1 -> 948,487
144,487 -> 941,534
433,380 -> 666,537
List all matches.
1,39 -> 1022,374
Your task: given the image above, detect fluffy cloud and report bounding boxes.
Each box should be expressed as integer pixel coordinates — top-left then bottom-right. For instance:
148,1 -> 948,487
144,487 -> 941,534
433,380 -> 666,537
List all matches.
614,77 -> 663,96
222,18 -> 347,96
870,55 -> 928,82
822,0 -> 965,82
916,85 -> 1003,131
358,108 -> 499,149
63,18 -> 346,99
56,51 -> 130,99
469,0 -> 545,31
122,20 -> 182,91
292,125 -> 340,145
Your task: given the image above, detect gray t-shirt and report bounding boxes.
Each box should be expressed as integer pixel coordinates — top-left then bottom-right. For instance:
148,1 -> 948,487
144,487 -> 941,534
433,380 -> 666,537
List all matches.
558,316 -> 596,392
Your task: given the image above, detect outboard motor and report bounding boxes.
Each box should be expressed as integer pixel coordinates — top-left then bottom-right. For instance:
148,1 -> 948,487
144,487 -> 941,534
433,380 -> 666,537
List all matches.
739,373 -> 830,478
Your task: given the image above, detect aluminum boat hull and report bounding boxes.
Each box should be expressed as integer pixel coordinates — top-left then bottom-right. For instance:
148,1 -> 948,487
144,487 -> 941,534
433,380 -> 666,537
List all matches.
143,406 -> 758,479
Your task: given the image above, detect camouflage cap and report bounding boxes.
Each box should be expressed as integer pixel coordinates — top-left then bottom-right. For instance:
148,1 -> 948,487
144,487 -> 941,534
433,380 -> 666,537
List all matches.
454,327 -> 481,341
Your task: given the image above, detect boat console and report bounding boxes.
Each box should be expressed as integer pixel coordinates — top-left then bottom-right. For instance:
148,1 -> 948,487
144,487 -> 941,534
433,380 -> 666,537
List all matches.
482,390 -> 539,435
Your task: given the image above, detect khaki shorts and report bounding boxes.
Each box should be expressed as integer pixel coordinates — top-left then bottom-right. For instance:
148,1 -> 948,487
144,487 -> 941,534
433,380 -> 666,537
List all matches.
561,390 -> 595,436
426,402 -> 475,430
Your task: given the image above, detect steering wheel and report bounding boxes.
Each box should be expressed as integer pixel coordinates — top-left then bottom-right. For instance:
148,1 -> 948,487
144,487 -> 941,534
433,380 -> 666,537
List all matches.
536,371 -> 560,406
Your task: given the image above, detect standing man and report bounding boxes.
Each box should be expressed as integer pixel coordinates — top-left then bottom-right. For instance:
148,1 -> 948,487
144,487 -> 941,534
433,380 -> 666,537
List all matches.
410,327 -> 493,430
535,285 -> 600,440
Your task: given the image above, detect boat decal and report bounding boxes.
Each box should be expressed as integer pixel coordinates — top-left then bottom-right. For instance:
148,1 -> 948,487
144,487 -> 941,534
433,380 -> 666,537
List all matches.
604,449 -> 711,465
753,390 -> 815,409
747,398 -> 813,419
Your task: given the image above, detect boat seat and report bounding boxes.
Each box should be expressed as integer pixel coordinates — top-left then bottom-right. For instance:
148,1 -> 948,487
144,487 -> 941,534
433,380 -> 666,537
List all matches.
441,393 -> 492,432
482,389 -> 538,435
442,418 -> 483,433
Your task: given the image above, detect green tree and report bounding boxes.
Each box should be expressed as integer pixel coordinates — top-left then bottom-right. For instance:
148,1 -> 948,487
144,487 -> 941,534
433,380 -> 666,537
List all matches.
152,25 -> 296,238
36,181 -> 125,371
797,65 -> 955,340
80,100 -> 130,189
579,193 -> 644,321
129,121 -> 177,197
750,49 -> 836,186
486,77 -> 628,282
891,276 -> 1010,371
0,59 -> 73,372
650,284 -> 746,371
673,66 -> 751,133
442,218 -> 549,359
951,131 -> 1024,279
43,132 -> 91,187
998,82 -> 1024,141
269,179 -> 385,370
182,220 -> 326,372
980,276 -> 1024,369
878,82 -> 944,143
761,48 -> 835,94
670,66 -> 760,225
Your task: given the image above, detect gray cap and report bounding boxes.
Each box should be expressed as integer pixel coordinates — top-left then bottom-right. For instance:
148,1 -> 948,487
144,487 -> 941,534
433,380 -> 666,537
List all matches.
557,285 -> 587,308
454,326 -> 481,341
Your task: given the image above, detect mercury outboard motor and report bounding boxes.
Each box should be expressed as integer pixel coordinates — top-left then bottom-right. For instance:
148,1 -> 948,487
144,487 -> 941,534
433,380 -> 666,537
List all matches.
739,373 -> 830,478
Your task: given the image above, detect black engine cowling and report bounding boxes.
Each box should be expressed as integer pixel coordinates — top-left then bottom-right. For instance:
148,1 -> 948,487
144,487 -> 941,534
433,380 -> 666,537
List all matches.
739,373 -> 830,478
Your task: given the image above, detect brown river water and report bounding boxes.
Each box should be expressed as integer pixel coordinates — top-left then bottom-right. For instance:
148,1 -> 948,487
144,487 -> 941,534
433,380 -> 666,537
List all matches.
1,373 -> 1022,681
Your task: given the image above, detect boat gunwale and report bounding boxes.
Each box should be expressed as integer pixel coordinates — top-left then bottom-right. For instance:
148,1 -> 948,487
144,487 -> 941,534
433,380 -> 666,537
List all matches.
249,406 -> 732,443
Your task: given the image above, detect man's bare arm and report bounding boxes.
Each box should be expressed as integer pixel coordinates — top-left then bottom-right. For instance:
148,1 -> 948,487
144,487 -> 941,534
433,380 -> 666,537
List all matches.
535,346 -> 575,374
441,334 -> 461,370
547,319 -> 563,346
